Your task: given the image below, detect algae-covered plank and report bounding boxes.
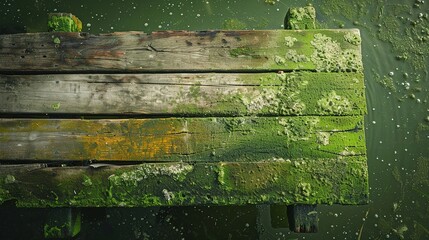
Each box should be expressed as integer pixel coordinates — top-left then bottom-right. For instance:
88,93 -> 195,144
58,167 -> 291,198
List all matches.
0,72 -> 365,116
0,157 -> 369,207
0,116 -> 365,162
0,29 -> 362,73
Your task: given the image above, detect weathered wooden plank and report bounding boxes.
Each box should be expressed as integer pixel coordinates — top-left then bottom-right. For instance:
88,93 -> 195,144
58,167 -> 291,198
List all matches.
0,116 -> 365,162
0,158 -> 369,207
0,72 -> 365,116
0,29 -> 362,73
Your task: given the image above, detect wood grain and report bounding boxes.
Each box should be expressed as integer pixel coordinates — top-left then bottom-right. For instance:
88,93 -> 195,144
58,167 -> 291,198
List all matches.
0,116 -> 365,162
0,30 -> 362,73
0,72 -> 365,116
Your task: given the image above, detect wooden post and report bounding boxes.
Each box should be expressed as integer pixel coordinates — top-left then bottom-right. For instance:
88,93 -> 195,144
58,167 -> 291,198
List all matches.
287,205 -> 318,233
48,13 -> 82,32
284,4 -> 316,30
44,208 -> 81,239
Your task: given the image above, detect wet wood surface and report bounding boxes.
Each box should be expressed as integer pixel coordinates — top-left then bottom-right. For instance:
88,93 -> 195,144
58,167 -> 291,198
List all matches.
0,72 -> 365,116
0,116 -> 365,162
0,158 -> 368,207
0,29 -> 362,73
0,29 -> 368,208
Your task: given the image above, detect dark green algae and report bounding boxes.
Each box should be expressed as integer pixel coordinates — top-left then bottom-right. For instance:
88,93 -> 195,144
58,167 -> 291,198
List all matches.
0,158 -> 368,208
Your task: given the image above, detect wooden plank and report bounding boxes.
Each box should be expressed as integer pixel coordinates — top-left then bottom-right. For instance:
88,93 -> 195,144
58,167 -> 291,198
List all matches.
0,116 -> 366,162
0,29 -> 362,73
0,158 -> 369,207
0,72 -> 365,116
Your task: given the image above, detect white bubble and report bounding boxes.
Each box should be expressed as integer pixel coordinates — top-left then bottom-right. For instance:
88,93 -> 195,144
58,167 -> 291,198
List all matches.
86,23 -> 91,27
144,23 -> 148,27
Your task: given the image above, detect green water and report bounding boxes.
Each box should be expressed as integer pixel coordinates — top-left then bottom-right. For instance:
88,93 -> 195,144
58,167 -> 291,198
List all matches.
0,0 -> 428,239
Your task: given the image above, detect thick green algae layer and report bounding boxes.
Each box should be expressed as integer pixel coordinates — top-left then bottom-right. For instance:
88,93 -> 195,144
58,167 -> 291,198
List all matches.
173,72 -> 365,116
48,14 -> 82,32
0,157 -> 368,207
0,116 -> 366,162
225,29 -> 363,72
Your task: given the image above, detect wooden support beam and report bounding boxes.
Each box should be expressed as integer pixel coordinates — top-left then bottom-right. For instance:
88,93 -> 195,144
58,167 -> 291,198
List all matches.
0,72 -> 365,116
285,5 -> 317,30
44,208 -> 81,238
0,29 -> 362,73
0,116 -> 366,162
0,159 -> 368,207
287,204 -> 319,233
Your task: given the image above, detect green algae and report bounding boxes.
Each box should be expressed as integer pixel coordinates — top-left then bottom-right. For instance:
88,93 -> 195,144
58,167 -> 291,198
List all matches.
108,163 -> 194,186
373,71 -> 397,92
4,174 -> 15,184
241,72 -> 308,115
285,50 -> 309,63
82,175 -> 93,187
285,5 -> 316,30
310,33 -> 363,72
222,19 -> 247,30
316,90 -> 352,115
264,0 -> 276,5
0,157 -> 368,207
44,225 -> 63,239
52,37 -> 61,44
278,116 -> 319,143
48,13 -> 82,32
229,47 -> 260,58
284,36 -> 298,47
343,32 -> 362,45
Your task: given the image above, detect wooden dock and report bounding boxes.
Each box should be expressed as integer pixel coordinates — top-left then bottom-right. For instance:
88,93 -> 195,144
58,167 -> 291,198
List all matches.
0,15 -> 368,235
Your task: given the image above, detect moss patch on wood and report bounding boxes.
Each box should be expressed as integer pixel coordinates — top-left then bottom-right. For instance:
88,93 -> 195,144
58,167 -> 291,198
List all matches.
0,158 -> 368,207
